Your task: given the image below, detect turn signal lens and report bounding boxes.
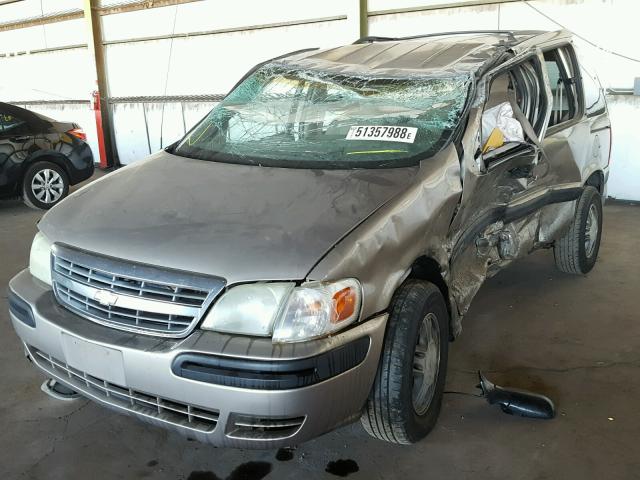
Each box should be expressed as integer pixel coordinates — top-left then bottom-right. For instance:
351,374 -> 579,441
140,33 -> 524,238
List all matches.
332,287 -> 356,323
67,128 -> 86,141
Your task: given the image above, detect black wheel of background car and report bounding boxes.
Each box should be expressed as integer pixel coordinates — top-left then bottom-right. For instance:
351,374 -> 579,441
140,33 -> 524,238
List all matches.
361,280 -> 449,444
22,161 -> 69,210
554,186 -> 603,274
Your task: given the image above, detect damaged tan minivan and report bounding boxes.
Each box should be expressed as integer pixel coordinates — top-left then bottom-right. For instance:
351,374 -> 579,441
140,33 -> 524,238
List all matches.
9,30 -> 610,447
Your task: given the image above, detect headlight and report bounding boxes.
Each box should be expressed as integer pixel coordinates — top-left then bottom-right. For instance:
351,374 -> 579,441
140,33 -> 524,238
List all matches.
29,232 -> 53,286
201,278 -> 362,343
201,282 -> 294,336
272,279 -> 362,343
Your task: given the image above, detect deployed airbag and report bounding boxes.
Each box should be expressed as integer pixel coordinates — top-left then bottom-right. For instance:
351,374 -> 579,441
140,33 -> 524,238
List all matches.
481,101 -> 524,152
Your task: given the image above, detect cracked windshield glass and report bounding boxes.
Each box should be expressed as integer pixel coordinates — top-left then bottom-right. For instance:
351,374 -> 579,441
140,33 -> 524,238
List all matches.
174,63 -> 471,168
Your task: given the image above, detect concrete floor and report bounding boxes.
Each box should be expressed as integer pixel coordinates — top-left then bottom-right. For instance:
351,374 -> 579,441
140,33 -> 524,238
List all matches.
1,176 -> 639,480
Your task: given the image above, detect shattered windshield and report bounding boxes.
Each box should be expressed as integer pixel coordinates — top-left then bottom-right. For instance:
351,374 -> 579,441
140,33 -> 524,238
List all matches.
174,63 -> 471,169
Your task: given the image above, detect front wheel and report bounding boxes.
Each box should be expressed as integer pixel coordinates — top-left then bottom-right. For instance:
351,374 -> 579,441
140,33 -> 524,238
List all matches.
554,186 -> 603,274
22,161 -> 69,210
361,280 -> 449,444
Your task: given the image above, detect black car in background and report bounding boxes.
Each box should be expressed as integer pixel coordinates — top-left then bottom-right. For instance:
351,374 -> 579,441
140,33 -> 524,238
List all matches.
0,102 -> 94,209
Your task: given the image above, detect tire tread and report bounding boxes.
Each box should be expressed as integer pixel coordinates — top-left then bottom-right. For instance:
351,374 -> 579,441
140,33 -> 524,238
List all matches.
361,280 -> 448,444
554,186 -> 601,274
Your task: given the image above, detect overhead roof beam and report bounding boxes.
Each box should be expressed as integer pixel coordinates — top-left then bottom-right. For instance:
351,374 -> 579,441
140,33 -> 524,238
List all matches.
99,0 -> 201,16
0,0 -> 201,32
368,0 -> 522,17
0,9 -> 83,32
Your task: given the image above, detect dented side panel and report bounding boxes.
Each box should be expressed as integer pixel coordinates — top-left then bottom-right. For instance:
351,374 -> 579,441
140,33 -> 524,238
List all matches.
308,35 -> 608,340
307,145 -> 462,328
447,111 -> 545,318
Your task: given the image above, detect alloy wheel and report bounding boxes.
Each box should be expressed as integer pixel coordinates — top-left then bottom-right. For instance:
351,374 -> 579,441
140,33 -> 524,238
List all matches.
585,203 -> 599,258
412,312 -> 441,415
31,169 -> 64,204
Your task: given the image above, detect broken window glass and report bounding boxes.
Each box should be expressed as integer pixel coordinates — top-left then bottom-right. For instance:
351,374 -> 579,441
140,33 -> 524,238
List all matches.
174,63 -> 472,169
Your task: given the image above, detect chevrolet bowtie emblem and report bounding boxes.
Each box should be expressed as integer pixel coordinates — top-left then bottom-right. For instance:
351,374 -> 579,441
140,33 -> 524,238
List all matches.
93,290 -> 118,307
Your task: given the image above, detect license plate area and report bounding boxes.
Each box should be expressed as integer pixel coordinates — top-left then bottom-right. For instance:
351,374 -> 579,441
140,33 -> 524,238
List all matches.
60,333 -> 126,386
345,125 -> 417,143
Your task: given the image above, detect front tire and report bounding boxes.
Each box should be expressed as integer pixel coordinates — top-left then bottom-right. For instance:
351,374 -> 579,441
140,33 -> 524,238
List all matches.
22,161 -> 69,210
554,186 -> 603,274
361,280 -> 449,444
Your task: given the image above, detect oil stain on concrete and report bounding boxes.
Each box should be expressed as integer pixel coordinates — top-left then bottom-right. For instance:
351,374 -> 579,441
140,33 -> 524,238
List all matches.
187,461 -> 272,480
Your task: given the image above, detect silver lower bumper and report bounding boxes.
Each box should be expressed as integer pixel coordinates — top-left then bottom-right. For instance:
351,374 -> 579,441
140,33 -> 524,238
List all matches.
9,269 -> 387,449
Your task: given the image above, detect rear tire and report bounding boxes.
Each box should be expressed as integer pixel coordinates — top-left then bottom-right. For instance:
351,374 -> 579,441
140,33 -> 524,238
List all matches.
361,280 -> 449,444
22,161 -> 69,210
554,186 -> 603,274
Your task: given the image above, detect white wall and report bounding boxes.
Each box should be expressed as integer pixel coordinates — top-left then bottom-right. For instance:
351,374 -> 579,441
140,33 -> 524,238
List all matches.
104,20 -> 352,97
111,101 -> 217,165
606,95 -> 640,201
0,0 -> 88,101
0,46 -> 93,102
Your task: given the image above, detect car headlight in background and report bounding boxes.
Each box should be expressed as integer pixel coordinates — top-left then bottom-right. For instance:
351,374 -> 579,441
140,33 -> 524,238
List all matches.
201,278 -> 362,343
29,232 -> 53,286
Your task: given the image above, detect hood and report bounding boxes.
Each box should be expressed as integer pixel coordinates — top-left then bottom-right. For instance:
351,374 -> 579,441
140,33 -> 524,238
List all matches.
40,151 -> 417,283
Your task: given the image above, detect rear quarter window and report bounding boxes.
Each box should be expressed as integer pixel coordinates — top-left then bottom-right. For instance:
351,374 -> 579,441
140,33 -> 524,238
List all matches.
576,55 -> 606,116
543,45 -> 582,128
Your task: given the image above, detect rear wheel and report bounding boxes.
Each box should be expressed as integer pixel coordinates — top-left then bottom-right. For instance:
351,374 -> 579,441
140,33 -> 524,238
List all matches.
554,186 -> 603,274
22,161 -> 69,210
361,280 -> 449,444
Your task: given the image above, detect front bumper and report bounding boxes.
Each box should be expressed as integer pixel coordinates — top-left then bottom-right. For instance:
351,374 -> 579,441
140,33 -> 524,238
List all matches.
8,269 -> 387,448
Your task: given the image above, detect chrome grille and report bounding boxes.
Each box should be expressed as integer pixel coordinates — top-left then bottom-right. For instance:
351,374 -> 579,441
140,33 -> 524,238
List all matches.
56,284 -> 194,332
54,256 -> 208,306
51,244 -> 225,337
29,346 -> 219,433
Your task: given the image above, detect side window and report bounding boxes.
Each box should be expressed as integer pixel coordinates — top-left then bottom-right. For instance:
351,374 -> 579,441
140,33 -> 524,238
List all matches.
544,46 -> 580,127
0,112 -> 29,135
479,58 -> 546,162
579,63 -> 606,116
509,60 -> 546,134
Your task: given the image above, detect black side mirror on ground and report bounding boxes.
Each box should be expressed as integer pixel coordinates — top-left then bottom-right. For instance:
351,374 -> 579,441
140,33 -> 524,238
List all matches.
478,371 -> 556,419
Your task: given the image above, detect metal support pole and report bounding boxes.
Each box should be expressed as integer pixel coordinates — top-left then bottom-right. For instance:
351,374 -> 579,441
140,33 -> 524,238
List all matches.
359,0 -> 368,39
180,102 -> 187,135
142,103 -> 152,155
348,0 -> 368,41
83,0 -> 119,168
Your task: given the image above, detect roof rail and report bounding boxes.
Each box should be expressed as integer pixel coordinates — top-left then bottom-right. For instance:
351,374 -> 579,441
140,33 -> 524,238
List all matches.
354,35 -> 396,44
354,30 -> 545,45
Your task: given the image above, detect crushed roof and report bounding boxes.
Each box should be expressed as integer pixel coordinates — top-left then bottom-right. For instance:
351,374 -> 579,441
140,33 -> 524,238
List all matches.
280,31 -> 547,77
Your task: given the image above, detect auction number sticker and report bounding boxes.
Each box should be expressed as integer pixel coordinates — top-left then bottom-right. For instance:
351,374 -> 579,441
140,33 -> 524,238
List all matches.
346,126 -> 417,143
